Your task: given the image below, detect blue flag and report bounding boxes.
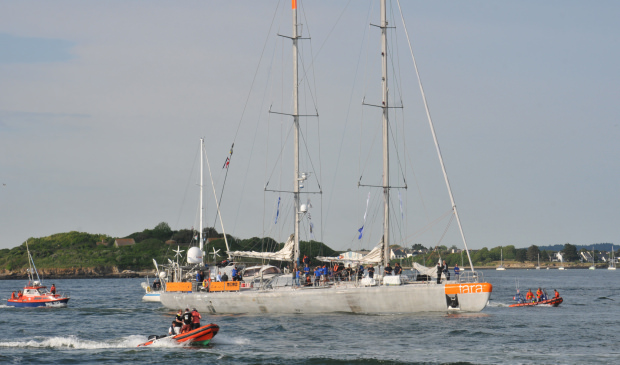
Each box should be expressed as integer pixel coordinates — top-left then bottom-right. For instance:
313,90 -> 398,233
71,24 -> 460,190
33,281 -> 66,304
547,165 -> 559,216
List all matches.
274,197 -> 281,224
358,225 -> 364,239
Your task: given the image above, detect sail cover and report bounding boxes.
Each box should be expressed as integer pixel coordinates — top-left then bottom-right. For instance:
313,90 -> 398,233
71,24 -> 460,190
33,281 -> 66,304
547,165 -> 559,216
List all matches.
412,262 -> 439,278
316,240 -> 384,264
227,234 -> 294,261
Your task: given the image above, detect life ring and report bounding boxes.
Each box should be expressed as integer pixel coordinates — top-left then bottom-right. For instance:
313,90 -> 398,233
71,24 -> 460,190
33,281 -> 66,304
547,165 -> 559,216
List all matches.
146,287 -> 151,292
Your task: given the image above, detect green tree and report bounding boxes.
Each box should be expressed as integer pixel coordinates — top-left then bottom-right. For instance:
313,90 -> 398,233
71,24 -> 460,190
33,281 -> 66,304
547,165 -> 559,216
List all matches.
526,245 -> 540,262
515,249 -> 527,262
562,243 -> 579,262
412,243 -> 426,251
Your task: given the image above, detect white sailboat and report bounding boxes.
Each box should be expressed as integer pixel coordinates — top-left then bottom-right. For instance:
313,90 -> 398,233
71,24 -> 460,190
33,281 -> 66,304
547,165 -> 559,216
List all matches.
589,247 -> 596,270
142,138 -> 213,302
536,253 -> 540,270
496,248 -> 506,270
609,245 -> 616,270
160,0 -> 492,314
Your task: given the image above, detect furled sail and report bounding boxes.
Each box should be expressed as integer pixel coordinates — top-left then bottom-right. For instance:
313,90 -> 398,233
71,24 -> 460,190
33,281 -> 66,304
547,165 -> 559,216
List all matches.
227,234 -> 294,261
316,240 -> 384,264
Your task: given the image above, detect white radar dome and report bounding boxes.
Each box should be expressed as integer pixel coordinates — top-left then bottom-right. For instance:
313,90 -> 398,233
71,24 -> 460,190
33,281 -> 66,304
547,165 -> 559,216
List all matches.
187,247 -> 203,264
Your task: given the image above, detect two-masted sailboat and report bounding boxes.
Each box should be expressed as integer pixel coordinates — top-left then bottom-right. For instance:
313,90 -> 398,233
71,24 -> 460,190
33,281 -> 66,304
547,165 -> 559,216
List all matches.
160,0 -> 492,314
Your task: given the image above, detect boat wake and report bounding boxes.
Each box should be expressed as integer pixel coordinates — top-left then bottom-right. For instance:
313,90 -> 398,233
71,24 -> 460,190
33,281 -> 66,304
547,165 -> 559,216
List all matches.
487,301 -> 511,308
0,335 -> 183,349
210,334 -> 251,346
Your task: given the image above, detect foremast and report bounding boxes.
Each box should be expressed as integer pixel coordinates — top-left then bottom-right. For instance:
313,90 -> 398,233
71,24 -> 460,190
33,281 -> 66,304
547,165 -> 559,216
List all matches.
199,138 -> 204,261
380,0 -> 390,269
292,0 -> 301,265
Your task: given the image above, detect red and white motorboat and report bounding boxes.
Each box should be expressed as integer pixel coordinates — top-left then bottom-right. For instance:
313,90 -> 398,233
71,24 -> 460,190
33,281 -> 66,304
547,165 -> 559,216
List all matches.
6,241 -> 70,308
7,281 -> 70,308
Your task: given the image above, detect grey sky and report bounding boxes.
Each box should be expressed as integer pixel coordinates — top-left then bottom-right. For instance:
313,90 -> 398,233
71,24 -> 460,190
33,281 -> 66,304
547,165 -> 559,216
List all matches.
1,1 -> 619,252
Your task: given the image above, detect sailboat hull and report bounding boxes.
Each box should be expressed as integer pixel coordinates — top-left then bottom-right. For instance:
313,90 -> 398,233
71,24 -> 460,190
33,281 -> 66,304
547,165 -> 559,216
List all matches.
161,282 -> 492,314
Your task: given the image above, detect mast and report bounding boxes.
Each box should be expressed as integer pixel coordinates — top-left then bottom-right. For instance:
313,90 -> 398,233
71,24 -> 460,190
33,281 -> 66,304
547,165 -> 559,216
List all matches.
292,0 -> 300,265
199,138 -> 204,261
381,0 -> 390,268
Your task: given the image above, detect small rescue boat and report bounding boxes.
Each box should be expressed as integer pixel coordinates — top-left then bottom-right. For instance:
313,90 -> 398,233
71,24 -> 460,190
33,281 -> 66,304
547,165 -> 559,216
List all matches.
7,281 -> 70,308
509,297 -> 563,307
7,241 -> 70,308
137,324 -> 219,347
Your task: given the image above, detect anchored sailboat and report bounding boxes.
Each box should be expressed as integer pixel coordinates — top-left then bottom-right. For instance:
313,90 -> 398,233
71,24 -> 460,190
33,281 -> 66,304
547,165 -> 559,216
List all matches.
496,248 -> 506,270
160,0 -> 492,314
609,245 -> 616,270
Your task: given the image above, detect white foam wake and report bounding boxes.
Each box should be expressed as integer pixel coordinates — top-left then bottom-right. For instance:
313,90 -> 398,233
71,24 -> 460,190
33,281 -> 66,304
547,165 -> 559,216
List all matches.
0,335 -> 182,349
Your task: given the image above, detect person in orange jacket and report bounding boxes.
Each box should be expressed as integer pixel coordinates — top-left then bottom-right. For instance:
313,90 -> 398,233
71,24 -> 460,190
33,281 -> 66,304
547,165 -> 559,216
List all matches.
526,289 -> 534,302
554,289 -> 560,298
536,288 -> 543,302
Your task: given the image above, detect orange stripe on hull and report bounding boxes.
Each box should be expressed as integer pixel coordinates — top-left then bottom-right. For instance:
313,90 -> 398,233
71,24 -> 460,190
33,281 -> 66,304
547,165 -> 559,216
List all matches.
444,282 -> 492,295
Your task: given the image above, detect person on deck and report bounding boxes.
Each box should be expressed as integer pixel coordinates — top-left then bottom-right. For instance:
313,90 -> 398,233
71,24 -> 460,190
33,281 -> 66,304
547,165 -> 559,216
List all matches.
536,288 -> 543,302
50,284 -> 56,294
384,263 -> 393,276
368,265 -> 375,279
10,291 -> 15,300
314,266 -> 321,286
358,265 -> 364,280
295,266 -> 301,287
303,255 -> 310,267
526,289 -> 534,302
196,270 -> 203,284
394,262 -> 402,276
231,266 -> 238,281
454,264 -> 460,281
554,289 -> 560,298
443,261 -> 450,280
221,272 -> 229,282
216,272 -> 222,282
191,308 -> 202,330
153,277 -> 161,290
346,264 -> 353,281
17,291 -> 23,299
436,262 -> 443,284
181,308 -> 193,334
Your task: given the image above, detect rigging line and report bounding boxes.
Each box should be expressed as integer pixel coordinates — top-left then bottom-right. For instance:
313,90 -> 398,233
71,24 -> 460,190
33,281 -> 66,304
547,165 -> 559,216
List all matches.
211,147 -> 230,229
296,0 -> 352,88
174,144 -> 200,231
233,33 -> 279,234
231,0 -> 282,144
298,128 -> 322,190
401,208 -> 454,245
264,122 -> 295,186
435,213 -> 455,248
358,121 -> 383,182
387,112 -> 407,186
324,0 -> 372,229
397,0 -> 475,272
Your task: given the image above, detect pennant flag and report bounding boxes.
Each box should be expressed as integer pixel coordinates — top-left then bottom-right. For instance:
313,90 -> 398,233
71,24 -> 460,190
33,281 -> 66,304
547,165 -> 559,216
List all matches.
309,222 -> 314,239
222,156 -> 230,169
398,191 -> 404,220
274,197 -> 281,224
358,192 -> 371,240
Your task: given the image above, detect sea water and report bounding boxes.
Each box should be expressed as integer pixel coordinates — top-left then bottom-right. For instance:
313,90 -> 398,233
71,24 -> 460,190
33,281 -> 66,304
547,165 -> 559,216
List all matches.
0,269 -> 619,364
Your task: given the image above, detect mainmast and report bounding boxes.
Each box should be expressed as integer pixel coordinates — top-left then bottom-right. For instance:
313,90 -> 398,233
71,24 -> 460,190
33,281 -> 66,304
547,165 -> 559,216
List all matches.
292,0 -> 301,265
199,138 -> 204,262
381,0 -> 390,268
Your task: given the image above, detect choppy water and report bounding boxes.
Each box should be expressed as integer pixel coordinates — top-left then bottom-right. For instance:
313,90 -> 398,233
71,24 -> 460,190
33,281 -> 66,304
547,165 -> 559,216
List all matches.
1,269 -> 619,364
